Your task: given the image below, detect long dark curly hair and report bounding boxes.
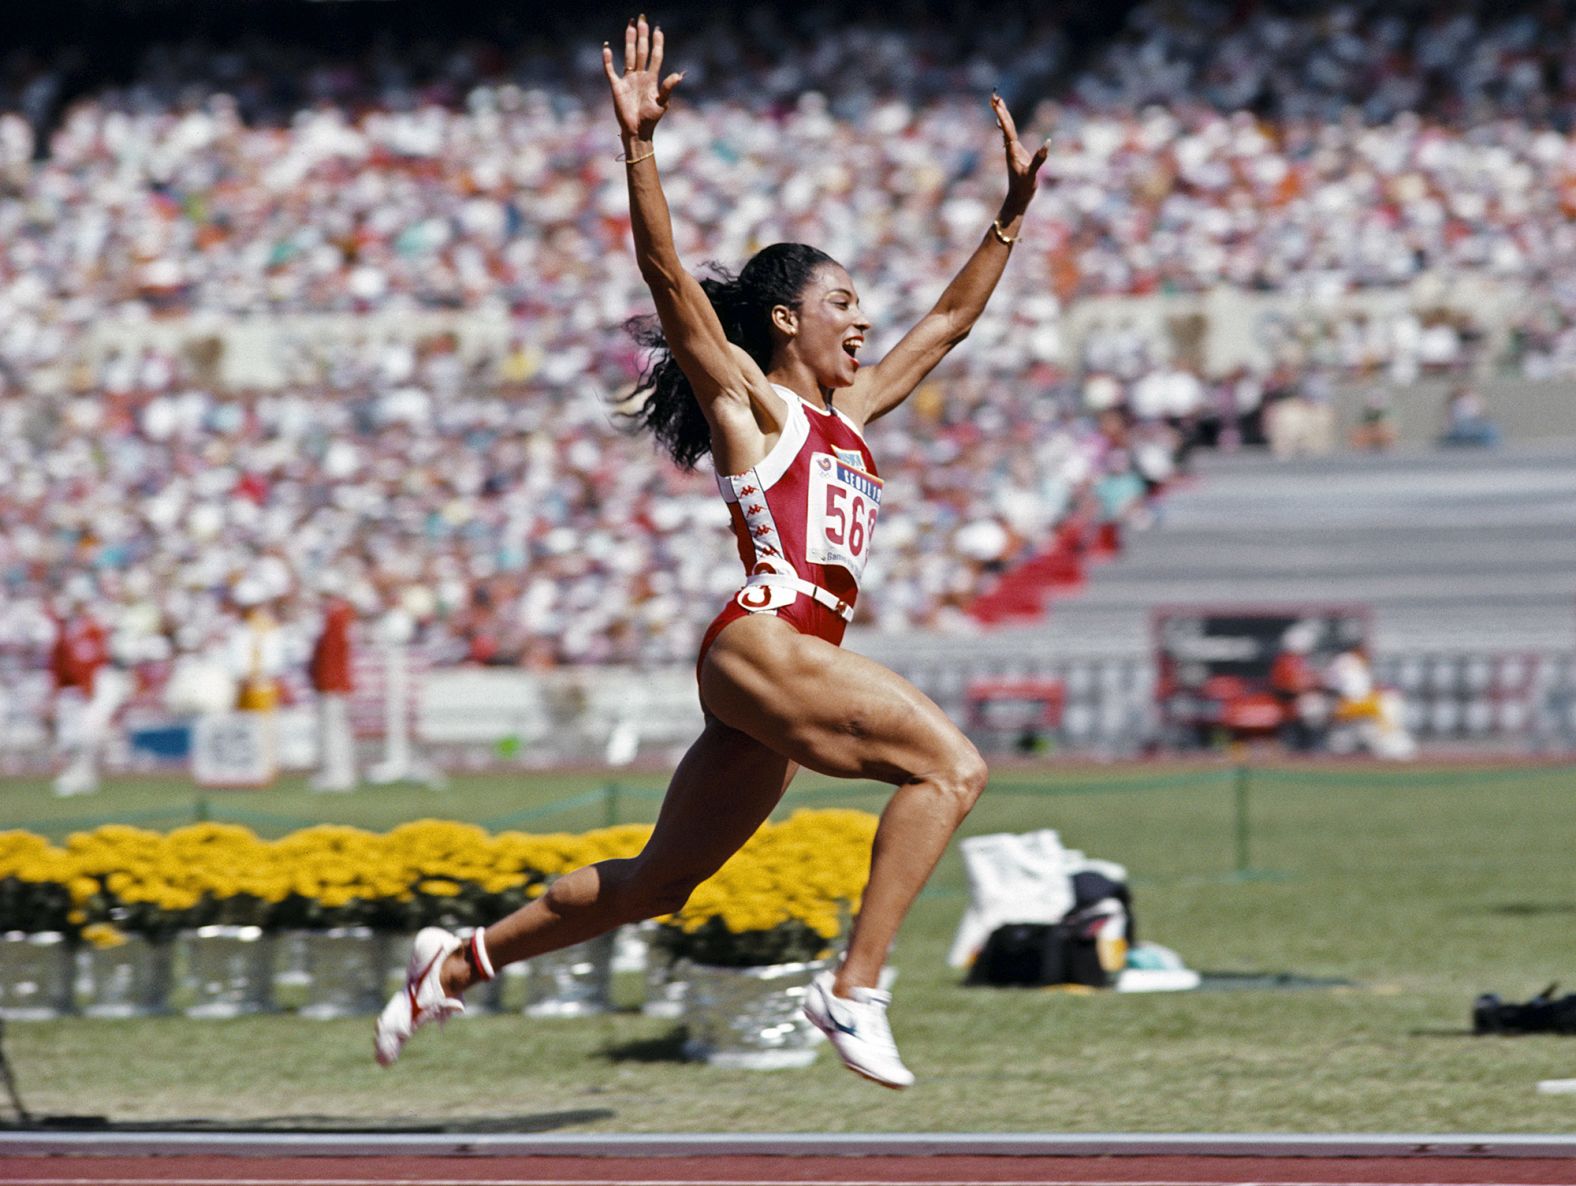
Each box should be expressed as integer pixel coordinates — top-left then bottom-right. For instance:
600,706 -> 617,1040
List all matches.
622,242 -> 837,470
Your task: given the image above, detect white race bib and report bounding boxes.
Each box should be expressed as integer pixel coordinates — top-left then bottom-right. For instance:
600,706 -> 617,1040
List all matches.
805,452 -> 881,586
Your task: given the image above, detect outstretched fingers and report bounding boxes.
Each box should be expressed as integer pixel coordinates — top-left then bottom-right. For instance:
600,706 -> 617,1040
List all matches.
647,21 -> 682,109
992,92 -> 1050,183
649,23 -> 664,77
991,92 -> 1018,142
606,16 -> 682,133
618,15 -> 665,78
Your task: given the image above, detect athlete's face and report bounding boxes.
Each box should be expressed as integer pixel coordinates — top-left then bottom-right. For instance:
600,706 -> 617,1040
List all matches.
784,264 -> 871,389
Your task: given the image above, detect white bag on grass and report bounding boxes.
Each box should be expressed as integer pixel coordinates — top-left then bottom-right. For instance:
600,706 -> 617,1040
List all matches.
947,829 -> 1079,969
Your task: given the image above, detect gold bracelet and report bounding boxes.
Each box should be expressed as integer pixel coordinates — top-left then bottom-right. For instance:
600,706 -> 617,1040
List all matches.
990,218 -> 1018,246
619,147 -> 655,166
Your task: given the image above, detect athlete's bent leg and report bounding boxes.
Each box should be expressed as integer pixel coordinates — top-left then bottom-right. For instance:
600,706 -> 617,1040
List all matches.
839,747 -> 986,990
438,718 -> 796,996
700,614 -> 988,995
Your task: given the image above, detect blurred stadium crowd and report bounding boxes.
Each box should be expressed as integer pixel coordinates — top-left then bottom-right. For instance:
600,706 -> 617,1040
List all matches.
2,0 -> 1574,690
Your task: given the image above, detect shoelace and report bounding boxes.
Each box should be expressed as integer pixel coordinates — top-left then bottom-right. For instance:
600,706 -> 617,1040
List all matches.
845,991 -> 900,1056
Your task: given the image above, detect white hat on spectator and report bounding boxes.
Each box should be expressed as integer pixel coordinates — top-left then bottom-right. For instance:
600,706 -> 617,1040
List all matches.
1083,374 -> 1123,411
1282,620 -> 1320,655
232,578 -> 268,608
955,519 -> 1011,563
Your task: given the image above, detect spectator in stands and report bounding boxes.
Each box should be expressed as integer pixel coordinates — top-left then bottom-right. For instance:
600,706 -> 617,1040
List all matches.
1264,372 -> 1336,460
48,587 -> 131,796
1270,620 -> 1329,753
308,590 -> 358,792
0,0 -> 1573,755
1093,447 -> 1150,528
227,580 -> 286,713
1438,384 -> 1501,448
1349,391 -> 1399,453
1325,645 -> 1418,761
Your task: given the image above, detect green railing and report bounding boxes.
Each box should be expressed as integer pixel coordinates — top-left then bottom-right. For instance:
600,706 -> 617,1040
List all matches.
10,762 -> 1573,885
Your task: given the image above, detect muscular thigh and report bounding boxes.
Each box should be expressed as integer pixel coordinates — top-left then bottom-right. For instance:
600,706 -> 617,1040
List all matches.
699,613 -> 971,785
633,714 -> 799,887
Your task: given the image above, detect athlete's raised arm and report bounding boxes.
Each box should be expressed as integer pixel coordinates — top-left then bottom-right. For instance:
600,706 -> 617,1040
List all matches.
604,17 -> 779,441
844,94 -> 1049,427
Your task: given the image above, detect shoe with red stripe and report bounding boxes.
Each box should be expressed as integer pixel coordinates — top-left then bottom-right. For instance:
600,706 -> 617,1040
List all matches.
374,927 -> 464,1067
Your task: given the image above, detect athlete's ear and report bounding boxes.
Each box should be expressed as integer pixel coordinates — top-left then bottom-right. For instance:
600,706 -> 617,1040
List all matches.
769,303 -> 799,338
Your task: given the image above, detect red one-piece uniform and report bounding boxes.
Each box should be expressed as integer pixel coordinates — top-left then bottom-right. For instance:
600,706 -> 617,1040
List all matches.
697,386 -> 882,676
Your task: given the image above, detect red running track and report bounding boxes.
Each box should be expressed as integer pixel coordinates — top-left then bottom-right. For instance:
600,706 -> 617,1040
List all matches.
5,1156 -> 1576,1186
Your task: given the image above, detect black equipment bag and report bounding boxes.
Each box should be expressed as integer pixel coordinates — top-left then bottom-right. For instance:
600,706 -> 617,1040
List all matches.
965,866 -> 1137,989
1473,984 -> 1576,1034
1070,869 -> 1137,948
965,921 -> 1109,988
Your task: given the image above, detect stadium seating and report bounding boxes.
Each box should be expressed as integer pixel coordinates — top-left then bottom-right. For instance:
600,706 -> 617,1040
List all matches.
1,0 -> 1574,759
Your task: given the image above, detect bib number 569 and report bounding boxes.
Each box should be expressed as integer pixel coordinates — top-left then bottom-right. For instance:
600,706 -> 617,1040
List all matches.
825,486 -> 876,558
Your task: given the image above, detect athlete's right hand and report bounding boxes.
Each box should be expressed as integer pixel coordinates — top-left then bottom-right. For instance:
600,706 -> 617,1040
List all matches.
603,15 -> 684,141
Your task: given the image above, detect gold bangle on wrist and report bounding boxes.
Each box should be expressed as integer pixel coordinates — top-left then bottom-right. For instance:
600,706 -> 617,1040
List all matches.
619,147 -> 655,166
990,218 -> 1018,246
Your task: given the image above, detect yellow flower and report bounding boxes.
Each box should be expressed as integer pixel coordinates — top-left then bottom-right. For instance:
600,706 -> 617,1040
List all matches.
653,808 -> 877,955
0,808 -> 876,959
80,922 -> 127,949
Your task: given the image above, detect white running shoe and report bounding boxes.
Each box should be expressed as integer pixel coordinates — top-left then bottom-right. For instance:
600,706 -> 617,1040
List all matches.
802,971 -> 915,1089
374,927 -> 464,1067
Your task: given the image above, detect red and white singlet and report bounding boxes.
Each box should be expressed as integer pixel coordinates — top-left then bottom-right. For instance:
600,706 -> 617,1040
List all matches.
697,384 -> 882,673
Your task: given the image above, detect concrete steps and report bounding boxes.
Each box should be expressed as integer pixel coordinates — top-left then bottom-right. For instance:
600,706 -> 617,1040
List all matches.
855,442 -> 1576,663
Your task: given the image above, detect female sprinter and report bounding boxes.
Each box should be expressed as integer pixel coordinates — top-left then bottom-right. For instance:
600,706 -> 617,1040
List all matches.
377,15 -> 1048,1089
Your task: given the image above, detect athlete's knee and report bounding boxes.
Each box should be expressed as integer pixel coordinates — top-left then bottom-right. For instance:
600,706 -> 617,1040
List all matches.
539,856 -> 681,924
615,858 -> 705,922
542,858 -> 624,918
935,741 -> 988,818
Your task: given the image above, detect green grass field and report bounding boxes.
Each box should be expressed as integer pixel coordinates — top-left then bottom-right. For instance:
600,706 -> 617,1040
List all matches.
5,759 -> 1576,1132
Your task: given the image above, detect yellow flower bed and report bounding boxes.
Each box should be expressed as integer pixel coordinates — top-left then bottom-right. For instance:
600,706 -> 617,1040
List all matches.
657,809 -> 878,966
0,811 -> 875,963
0,830 -> 79,935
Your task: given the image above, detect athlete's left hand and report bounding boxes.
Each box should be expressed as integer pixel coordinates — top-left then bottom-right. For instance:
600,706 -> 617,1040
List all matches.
604,15 -> 684,142
992,92 -> 1050,214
